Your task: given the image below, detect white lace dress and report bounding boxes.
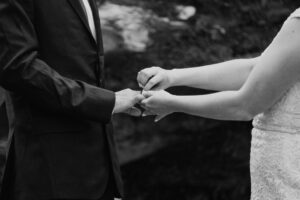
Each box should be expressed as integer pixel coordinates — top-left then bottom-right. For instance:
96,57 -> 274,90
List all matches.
251,9 -> 300,200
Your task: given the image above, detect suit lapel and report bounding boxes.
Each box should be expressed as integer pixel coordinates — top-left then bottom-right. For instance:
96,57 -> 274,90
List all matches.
67,0 -> 96,45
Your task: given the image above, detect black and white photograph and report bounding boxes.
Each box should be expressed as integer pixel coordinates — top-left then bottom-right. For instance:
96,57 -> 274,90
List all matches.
1,0 -> 300,199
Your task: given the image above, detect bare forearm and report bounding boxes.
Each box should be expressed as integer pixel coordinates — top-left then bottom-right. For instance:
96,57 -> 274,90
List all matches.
169,92 -> 253,121
169,58 -> 258,91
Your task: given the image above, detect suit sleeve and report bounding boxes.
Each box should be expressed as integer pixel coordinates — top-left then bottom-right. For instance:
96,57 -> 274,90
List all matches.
0,0 -> 115,123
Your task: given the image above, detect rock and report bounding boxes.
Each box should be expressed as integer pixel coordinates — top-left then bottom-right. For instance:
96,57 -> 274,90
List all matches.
101,27 -> 123,53
99,2 -> 190,53
175,5 -> 196,20
99,2 -> 152,52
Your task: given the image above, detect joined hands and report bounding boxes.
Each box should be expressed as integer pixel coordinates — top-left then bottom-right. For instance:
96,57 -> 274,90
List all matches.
138,66 -> 175,122
113,66 -> 175,122
113,89 -> 144,117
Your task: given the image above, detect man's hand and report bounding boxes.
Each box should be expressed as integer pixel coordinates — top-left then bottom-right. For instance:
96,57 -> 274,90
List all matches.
113,89 -> 145,117
137,66 -> 172,91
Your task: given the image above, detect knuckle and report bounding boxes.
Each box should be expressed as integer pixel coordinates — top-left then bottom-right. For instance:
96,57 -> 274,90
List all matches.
146,99 -> 152,104
157,74 -> 163,79
153,66 -> 160,71
149,80 -> 155,85
143,73 -> 149,78
142,68 -> 149,73
141,76 -> 148,82
139,69 -> 146,74
139,70 -> 145,75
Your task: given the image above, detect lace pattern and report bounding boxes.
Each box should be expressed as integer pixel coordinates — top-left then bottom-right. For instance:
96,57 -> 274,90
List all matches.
250,9 -> 300,200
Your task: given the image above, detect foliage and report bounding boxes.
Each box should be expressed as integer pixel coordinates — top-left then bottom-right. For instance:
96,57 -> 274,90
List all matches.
103,0 -> 300,199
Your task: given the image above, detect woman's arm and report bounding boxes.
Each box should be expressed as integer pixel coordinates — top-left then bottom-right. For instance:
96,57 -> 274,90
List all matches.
142,17 -> 300,121
169,57 -> 258,91
137,57 -> 258,92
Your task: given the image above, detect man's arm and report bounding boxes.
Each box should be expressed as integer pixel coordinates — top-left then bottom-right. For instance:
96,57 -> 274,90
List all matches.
0,0 -> 136,122
0,88 -> 4,106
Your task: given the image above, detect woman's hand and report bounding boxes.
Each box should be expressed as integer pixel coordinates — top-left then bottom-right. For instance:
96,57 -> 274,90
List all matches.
140,90 -> 175,122
137,67 -> 173,91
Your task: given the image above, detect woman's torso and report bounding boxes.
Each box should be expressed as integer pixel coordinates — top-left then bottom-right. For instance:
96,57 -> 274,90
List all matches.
251,73 -> 300,199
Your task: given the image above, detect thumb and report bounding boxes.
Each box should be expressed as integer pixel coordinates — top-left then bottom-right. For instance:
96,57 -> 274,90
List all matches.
124,107 -> 142,117
134,94 -> 145,104
142,90 -> 155,98
142,110 -> 156,117
154,114 -> 168,122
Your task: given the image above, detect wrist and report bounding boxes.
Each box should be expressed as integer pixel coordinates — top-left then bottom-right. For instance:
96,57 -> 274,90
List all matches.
112,93 -> 116,114
113,92 -> 119,114
168,94 -> 180,113
168,69 -> 179,87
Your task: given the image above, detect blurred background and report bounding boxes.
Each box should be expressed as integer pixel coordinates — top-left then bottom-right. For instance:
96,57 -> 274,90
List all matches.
1,0 -> 300,199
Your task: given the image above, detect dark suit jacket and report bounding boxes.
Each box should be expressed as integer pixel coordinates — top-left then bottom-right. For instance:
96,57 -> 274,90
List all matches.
0,89 -> 9,194
0,0 -> 123,199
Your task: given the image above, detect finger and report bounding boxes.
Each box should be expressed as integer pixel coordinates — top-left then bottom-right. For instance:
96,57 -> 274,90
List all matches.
124,107 -> 142,117
137,73 -> 148,88
137,67 -> 158,86
134,94 -> 145,104
155,114 -> 168,122
150,84 -> 164,91
140,99 -> 150,107
144,75 -> 161,91
142,90 -> 155,98
142,110 -> 156,117
138,83 -> 144,89
131,90 -> 142,95
138,103 -> 147,110
137,70 -> 151,86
